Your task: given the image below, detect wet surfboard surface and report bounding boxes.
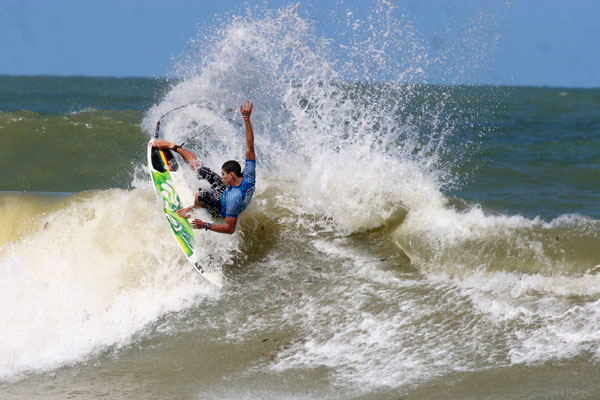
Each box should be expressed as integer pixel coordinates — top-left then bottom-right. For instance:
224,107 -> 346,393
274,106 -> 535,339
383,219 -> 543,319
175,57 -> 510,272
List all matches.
147,141 -> 223,288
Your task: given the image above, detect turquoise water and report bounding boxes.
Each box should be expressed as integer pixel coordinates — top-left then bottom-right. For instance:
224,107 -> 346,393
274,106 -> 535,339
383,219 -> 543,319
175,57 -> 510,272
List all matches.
0,75 -> 170,114
1,7 -> 600,400
452,86 -> 600,220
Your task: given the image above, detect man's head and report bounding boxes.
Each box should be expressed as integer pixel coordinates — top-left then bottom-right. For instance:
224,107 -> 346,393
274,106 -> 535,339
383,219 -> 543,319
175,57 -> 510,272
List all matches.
221,160 -> 242,185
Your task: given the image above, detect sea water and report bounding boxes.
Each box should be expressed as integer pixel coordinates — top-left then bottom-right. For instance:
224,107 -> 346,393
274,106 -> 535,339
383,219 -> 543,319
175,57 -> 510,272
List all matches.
1,5 -> 599,400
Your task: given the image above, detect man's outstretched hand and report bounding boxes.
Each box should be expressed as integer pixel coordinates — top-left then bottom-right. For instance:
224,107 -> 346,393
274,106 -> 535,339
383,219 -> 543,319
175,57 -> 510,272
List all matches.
177,206 -> 193,218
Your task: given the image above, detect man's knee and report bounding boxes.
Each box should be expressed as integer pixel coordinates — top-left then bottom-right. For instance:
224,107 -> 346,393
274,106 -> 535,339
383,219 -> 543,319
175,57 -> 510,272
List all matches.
196,191 -> 210,207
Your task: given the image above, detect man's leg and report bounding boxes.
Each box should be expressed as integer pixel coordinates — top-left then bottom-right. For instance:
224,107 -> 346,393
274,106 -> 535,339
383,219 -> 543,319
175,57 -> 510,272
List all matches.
197,166 -> 226,193
196,166 -> 227,218
196,190 -> 223,218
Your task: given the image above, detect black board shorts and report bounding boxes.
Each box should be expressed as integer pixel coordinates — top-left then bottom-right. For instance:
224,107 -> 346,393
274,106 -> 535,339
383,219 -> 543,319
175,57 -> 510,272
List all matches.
196,166 -> 225,218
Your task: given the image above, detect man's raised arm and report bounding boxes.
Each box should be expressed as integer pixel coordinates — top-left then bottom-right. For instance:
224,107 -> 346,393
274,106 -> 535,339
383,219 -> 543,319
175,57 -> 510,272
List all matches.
240,101 -> 255,161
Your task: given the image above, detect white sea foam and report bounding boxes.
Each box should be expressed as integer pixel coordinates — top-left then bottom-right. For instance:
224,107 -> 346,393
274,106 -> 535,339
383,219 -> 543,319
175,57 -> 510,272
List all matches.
265,233 -> 600,390
0,189 -> 224,380
452,269 -> 600,365
266,237 -> 500,390
140,5 -> 459,238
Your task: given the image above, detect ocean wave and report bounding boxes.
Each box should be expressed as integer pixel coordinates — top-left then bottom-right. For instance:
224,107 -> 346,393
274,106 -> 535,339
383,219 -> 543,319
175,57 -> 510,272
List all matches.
0,189 -> 222,381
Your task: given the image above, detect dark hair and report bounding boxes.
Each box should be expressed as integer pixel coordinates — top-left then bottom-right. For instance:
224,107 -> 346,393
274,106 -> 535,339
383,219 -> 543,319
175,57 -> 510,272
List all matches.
221,160 -> 242,177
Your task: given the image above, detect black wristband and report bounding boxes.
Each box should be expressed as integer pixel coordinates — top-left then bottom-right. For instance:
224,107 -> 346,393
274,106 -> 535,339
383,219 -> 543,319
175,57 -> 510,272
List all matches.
205,223 -> 212,231
172,144 -> 180,152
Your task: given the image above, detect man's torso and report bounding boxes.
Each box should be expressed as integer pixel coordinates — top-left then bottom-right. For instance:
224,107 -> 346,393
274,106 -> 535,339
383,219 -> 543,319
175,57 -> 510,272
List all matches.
220,160 -> 256,217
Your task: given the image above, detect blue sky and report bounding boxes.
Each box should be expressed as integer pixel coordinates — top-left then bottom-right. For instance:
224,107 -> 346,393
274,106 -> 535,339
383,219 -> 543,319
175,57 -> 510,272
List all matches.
2,0 -> 599,87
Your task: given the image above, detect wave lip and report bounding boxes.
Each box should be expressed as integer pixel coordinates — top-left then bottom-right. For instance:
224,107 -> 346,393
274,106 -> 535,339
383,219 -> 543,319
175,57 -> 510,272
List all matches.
394,203 -> 600,280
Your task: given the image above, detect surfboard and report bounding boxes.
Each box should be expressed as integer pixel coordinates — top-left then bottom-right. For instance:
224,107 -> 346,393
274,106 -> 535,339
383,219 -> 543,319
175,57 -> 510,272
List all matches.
147,141 -> 223,288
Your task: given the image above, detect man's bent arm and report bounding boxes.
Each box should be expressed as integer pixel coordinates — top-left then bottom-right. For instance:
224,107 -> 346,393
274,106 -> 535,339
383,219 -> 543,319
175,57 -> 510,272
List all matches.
151,139 -> 199,168
191,217 -> 237,234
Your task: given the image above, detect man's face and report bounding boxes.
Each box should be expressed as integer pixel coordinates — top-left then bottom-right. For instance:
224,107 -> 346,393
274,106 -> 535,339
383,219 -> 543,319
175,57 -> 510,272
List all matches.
221,169 -> 235,186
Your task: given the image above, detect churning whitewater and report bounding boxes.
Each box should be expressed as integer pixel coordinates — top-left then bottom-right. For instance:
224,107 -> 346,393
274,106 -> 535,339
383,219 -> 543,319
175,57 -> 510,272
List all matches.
1,4 -> 599,397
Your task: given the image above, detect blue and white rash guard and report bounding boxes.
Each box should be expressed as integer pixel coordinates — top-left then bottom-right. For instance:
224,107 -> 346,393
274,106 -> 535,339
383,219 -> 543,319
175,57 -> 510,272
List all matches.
220,160 -> 256,218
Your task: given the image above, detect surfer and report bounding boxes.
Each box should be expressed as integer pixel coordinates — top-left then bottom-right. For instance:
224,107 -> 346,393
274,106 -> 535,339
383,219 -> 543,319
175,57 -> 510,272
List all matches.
151,100 -> 256,234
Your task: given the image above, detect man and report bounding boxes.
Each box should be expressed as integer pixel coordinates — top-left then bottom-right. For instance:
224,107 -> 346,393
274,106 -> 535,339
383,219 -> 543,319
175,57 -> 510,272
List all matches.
151,100 -> 255,234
